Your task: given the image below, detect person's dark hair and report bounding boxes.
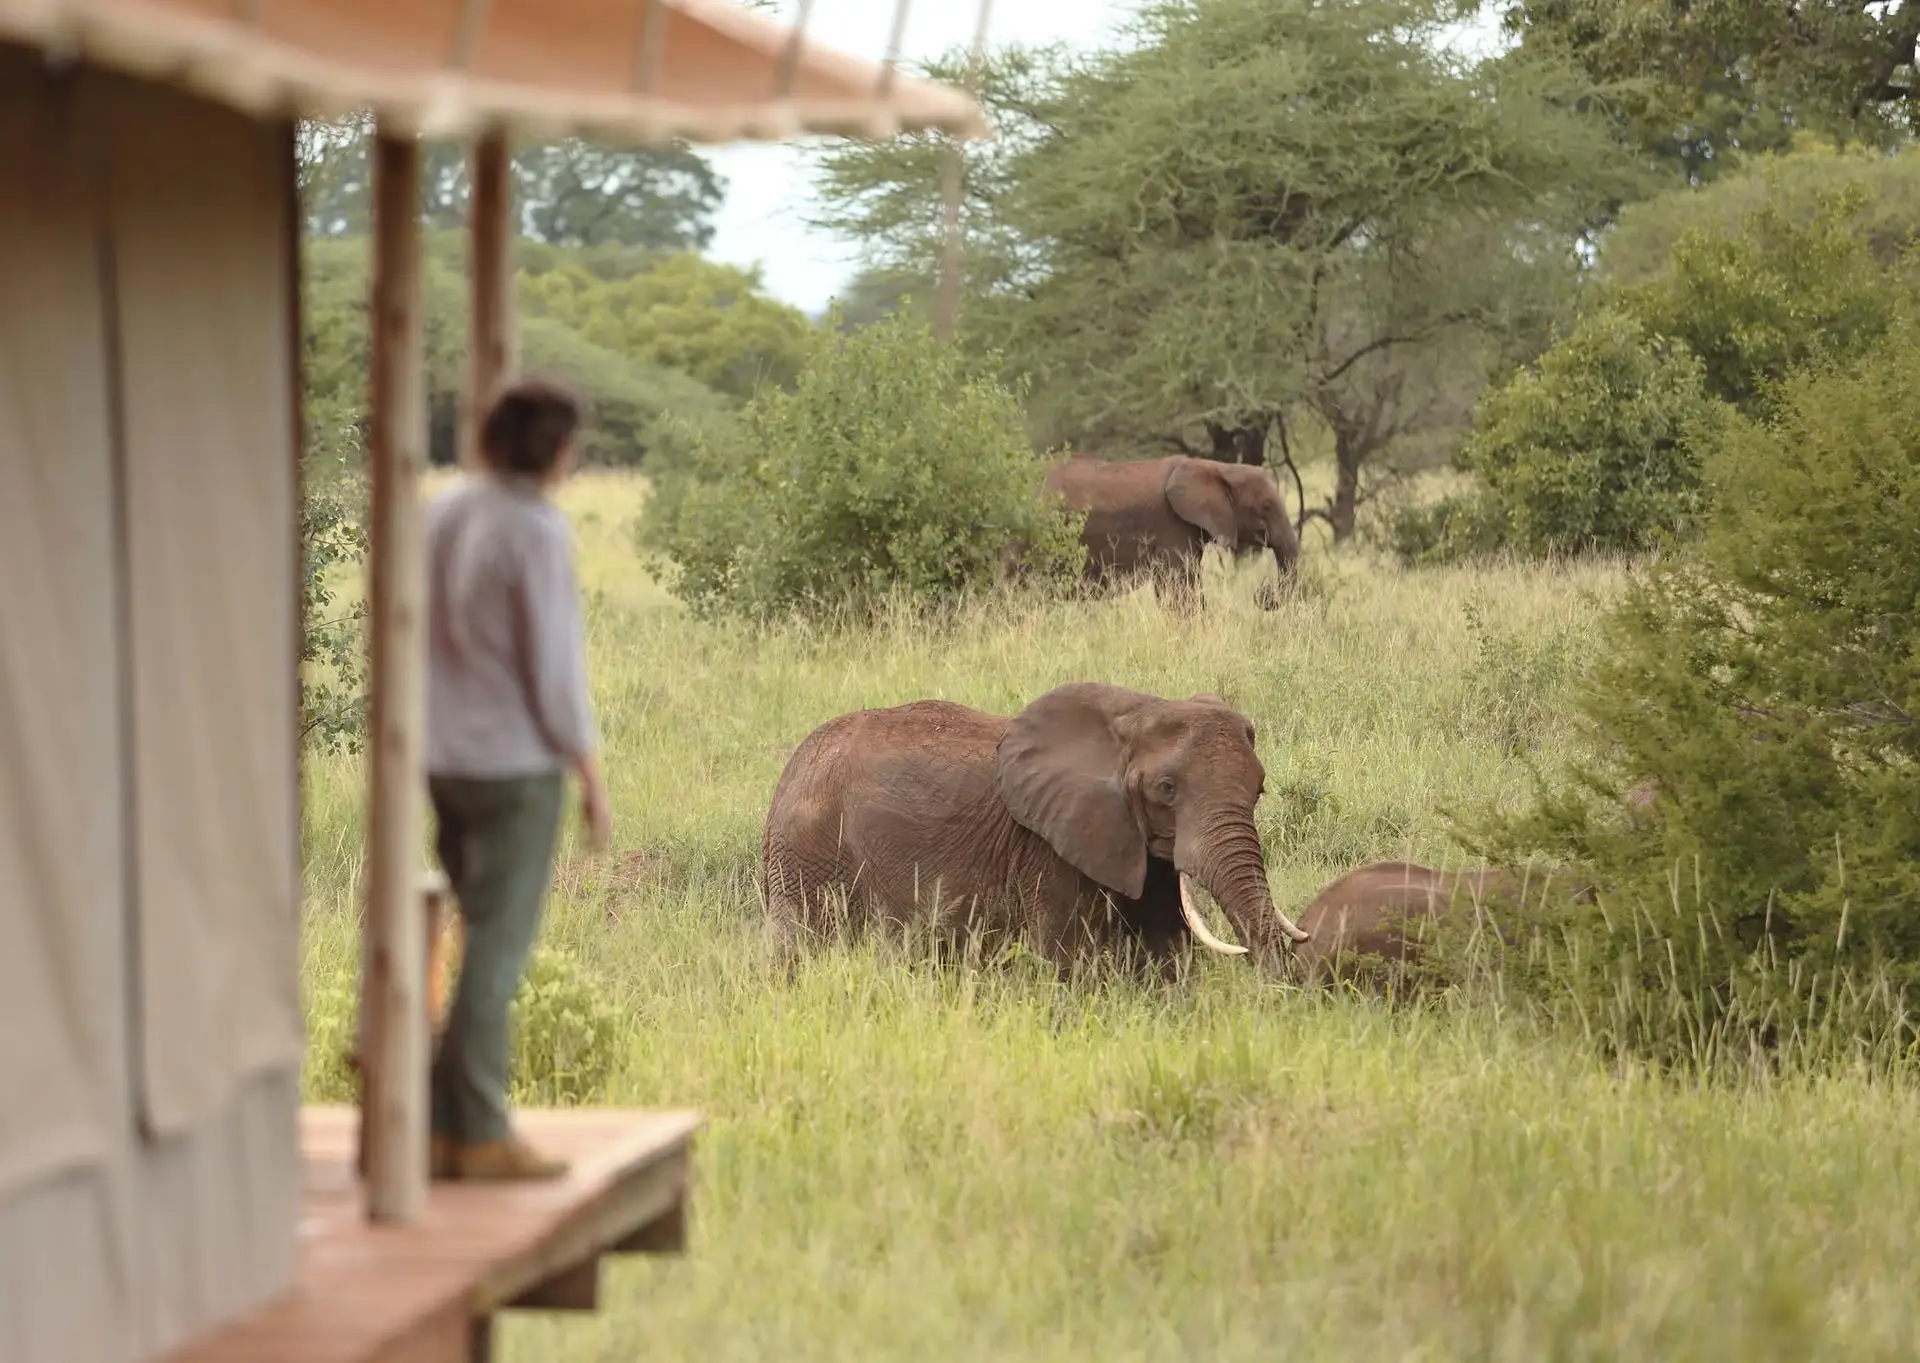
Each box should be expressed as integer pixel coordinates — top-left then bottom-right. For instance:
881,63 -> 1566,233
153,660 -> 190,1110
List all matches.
478,377 -> 584,477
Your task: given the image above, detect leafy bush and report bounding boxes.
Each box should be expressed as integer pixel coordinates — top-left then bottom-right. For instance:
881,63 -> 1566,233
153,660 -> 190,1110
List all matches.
1450,311 -> 1716,560
1397,181 -> 1906,569
649,311 -> 1086,622
299,942 -> 622,1107
1598,137 -> 1920,288
508,945 -> 623,1106
301,233 -> 736,470
1465,313 -> 1920,1064
1619,185 -> 1898,416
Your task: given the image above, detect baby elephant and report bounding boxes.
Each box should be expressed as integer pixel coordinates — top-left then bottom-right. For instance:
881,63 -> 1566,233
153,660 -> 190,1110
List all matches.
1291,859 -> 1595,990
761,682 -> 1311,979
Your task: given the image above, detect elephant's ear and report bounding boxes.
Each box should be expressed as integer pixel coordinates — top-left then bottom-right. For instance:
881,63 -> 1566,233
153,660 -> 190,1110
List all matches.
995,682 -> 1154,898
1164,459 -> 1237,547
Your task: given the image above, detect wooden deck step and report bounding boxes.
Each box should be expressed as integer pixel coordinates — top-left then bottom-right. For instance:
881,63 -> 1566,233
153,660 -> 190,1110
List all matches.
162,1105 -> 701,1363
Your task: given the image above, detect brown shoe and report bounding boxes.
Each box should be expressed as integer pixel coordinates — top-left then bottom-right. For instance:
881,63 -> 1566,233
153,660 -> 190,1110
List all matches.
449,1135 -> 569,1182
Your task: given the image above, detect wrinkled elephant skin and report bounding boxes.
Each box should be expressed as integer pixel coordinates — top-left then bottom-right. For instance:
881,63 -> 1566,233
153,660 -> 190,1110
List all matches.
1043,454 -> 1300,611
761,682 -> 1310,979
1291,859 -> 1596,991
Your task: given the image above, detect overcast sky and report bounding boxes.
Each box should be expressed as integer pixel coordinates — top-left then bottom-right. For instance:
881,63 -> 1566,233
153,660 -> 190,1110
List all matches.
702,0 -> 1132,313
704,0 -> 1509,313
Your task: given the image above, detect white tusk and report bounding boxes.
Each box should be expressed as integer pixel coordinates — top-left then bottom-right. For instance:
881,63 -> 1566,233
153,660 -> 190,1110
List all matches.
1179,874 -> 1249,955
1275,902 -> 1312,945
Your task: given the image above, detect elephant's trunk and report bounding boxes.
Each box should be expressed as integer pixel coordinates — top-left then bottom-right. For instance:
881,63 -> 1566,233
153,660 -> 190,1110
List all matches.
1256,513 -> 1300,610
1177,811 -> 1309,963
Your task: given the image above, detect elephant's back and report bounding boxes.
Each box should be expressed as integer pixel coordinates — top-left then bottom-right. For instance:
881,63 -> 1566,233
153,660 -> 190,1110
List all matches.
1296,860 -> 1450,961
763,699 -> 1010,855
1044,454 -> 1173,507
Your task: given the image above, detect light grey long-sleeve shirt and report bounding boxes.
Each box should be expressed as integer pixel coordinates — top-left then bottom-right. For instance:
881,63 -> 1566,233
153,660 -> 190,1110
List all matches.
423,471 -> 598,779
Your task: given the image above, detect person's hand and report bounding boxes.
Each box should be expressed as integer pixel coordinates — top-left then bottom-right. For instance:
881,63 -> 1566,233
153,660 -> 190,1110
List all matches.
574,754 -> 613,853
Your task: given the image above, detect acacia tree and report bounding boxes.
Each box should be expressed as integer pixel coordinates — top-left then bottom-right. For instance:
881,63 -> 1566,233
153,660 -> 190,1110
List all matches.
1500,0 -> 1920,168
810,0 -> 1634,540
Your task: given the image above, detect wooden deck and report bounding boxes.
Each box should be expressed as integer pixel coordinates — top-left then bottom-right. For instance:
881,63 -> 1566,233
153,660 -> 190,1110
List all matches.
162,1105 -> 702,1363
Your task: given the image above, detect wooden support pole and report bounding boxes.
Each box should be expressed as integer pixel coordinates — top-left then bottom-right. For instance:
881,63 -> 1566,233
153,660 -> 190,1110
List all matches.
932,0 -> 994,340
464,130 -> 514,470
363,127 -> 430,1224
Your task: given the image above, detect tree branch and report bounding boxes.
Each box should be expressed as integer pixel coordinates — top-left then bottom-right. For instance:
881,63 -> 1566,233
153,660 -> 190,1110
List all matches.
1317,311 -> 1471,386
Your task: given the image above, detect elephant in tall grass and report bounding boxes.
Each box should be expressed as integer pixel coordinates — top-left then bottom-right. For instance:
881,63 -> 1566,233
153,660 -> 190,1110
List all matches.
761,682 -> 1311,978
1291,859 -> 1596,990
1042,454 -> 1300,610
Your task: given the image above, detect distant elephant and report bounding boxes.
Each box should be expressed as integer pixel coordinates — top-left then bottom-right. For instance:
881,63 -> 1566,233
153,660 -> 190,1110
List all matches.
1290,859 -> 1596,990
761,682 -> 1312,979
1043,454 -> 1301,610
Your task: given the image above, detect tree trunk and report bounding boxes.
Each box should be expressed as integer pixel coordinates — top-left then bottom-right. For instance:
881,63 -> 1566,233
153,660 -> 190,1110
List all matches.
1331,429 -> 1361,543
1205,421 -> 1267,465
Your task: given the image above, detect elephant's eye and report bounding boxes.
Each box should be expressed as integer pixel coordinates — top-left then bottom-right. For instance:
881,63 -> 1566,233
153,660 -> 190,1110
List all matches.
1156,776 -> 1177,800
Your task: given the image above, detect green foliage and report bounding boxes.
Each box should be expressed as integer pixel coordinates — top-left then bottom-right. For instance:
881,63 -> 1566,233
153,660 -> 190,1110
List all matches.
521,252 -> 814,401
1461,596 -> 1590,758
1378,485 -> 1513,568
809,0 -> 1634,533
1406,176 -> 1903,567
300,973 -> 359,1104
299,454 -> 369,755
298,116 -> 724,250
298,942 -> 620,1107
1467,313 -> 1920,1062
1501,0 -> 1916,185
1449,310 -> 1715,560
508,945 -> 623,1106
1596,137 -> 1920,287
299,234 -> 737,470
1616,183 -> 1901,415
650,312 -> 1085,622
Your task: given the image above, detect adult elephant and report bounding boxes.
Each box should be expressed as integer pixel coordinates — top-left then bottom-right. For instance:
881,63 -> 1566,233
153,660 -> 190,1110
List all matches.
1291,860 -> 1596,990
761,682 -> 1311,978
1043,454 -> 1301,610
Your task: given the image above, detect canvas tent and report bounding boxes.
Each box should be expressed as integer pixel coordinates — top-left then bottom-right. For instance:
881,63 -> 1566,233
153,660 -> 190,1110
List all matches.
0,3 -> 985,1361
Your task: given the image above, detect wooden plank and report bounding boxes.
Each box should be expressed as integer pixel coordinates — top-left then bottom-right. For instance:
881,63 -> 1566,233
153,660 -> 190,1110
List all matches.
163,1108 -> 702,1363
363,126 -> 430,1224
465,130 -> 513,470
612,1198 -> 686,1255
471,1143 -> 689,1312
508,1254 -> 600,1311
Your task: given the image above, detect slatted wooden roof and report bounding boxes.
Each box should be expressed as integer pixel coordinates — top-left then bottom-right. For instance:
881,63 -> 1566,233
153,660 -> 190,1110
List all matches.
0,0 -> 990,144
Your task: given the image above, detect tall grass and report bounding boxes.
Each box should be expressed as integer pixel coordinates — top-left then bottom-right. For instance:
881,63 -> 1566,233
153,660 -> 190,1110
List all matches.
300,470 -> 1920,1361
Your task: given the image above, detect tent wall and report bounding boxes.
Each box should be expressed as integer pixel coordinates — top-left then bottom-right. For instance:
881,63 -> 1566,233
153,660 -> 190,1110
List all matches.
0,44 -> 302,1363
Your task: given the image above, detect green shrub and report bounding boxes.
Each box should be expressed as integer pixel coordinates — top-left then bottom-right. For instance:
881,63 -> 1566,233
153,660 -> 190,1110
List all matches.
649,310 -> 1085,622
299,445 -> 368,756
1465,313 -> 1920,1065
301,973 -> 360,1104
1379,483 -> 1512,567
1402,183 -> 1905,570
1618,184 -> 1900,416
297,941 -> 622,1107
508,945 -> 624,1107
300,233 -> 737,471
1448,310 -> 1718,561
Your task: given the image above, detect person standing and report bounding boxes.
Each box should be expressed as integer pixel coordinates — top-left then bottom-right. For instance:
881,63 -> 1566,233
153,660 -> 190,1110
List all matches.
422,376 -> 611,1181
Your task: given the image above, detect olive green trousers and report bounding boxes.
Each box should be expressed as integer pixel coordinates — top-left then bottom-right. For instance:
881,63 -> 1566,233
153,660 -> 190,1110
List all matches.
427,771 -> 565,1145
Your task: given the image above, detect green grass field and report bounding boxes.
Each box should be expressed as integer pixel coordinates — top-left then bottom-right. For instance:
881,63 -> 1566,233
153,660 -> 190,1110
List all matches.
299,470 -> 1920,1361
